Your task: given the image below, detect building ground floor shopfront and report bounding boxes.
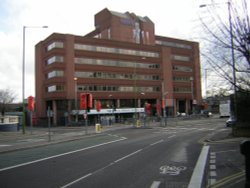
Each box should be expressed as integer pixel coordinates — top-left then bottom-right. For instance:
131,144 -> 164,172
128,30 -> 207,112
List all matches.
41,97 -> 195,126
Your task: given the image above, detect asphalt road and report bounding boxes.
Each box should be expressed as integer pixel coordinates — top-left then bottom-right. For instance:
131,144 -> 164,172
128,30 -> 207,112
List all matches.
0,118 -> 245,188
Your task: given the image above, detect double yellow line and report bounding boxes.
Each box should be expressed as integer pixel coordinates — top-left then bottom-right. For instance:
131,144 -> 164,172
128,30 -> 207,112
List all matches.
207,171 -> 245,188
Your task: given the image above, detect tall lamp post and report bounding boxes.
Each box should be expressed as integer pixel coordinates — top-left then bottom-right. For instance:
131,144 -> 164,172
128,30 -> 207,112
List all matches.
74,77 -> 78,122
200,1 -> 237,116
22,25 -> 48,134
190,77 -> 194,113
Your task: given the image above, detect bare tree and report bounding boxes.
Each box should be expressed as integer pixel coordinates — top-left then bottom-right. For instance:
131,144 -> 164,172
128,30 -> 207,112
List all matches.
0,88 -> 16,116
198,0 -> 250,94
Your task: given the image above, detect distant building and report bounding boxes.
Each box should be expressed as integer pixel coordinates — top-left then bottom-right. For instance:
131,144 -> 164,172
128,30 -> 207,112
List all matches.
35,8 -> 202,125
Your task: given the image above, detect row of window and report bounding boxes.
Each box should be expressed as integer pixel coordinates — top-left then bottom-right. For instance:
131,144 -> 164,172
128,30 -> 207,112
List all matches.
47,39 -> 192,52
77,85 -> 160,92
46,55 -> 191,70
173,87 -> 192,93
75,57 -> 160,69
173,76 -> 192,82
156,40 -> 192,49
47,84 -> 192,94
46,70 -> 191,84
46,41 -> 192,63
74,44 -> 159,58
75,71 -> 160,81
47,85 -> 160,93
173,65 -> 192,72
171,55 -> 190,62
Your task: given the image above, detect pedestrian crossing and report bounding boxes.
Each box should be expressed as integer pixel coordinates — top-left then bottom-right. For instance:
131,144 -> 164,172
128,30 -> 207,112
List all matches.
153,126 -> 215,134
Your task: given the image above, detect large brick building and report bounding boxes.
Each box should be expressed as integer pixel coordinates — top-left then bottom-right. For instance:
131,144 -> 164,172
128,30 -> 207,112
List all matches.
35,8 -> 201,125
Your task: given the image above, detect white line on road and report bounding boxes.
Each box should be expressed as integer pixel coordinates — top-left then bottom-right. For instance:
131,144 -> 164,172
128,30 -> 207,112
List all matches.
150,181 -> 161,188
60,173 -> 92,188
150,140 -> 164,146
0,144 -> 11,147
167,135 -> 176,139
0,137 -> 127,172
187,145 -> 210,188
114,149 -> 142,163
60,148 -> 143,188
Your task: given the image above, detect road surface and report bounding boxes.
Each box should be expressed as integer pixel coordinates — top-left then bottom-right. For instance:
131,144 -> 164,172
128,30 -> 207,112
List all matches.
0,118 -> 245,188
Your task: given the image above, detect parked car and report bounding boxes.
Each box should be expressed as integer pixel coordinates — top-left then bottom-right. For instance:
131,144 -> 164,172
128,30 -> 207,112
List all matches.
226,116 -> 236,127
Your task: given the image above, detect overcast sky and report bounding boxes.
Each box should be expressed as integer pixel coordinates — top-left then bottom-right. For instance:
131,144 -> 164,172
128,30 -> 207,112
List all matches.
0,0 -> 218,102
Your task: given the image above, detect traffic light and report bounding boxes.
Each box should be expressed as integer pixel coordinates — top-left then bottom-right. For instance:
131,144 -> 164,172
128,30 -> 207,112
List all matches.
95,100 -> 101,112
87,93 -> 93,108
145,103 -> 151,115
155,103 -> 161,115
80,93 -> 87,110
28,96 -> 35,111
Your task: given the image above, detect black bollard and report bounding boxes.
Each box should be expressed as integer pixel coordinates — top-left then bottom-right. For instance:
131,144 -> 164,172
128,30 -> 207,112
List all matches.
240,140 -> 250,188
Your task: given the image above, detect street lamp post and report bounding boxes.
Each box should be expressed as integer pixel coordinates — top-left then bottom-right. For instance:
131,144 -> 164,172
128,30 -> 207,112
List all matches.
22,25 -> 48,134
200,1 -> 237,116
190,77 -> 194,113
161,81 -> 167,126
74,77 -> 78,122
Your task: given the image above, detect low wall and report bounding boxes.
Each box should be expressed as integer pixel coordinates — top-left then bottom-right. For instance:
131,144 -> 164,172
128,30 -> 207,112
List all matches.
0,116 -> 19,132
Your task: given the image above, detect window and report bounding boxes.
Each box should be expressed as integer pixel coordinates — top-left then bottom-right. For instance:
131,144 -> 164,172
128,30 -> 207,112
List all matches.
173,76 -> 190,82
173,65 -> 192,72
47,42 -> 64,51
174,87 -> 191,93
47,70 -> 64,78
156,40 -> 192,49
47,56 -> 64,65
172,55 -> 190,62
47,85 -> 64,92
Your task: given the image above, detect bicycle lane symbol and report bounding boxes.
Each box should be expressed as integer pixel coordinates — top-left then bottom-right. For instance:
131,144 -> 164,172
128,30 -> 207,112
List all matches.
159,165 -> 187,175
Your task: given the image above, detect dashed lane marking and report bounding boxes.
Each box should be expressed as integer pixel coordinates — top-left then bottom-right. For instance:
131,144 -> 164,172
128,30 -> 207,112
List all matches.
150,181 -> 161,188
0,145 -> 11,147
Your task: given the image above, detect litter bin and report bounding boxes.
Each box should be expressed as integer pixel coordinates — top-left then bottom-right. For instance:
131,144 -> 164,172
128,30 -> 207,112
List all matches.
95,123 -> 102,133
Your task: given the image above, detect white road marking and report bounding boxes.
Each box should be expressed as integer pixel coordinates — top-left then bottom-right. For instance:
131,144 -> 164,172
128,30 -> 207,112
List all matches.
150,181 -> 161,188
187,145 -> 210,188
210,165 -> 216,170
209,152 -> 217,185
210,159 -> 216,164
150,140 -> 164,146
210,171 -> 217,177
61,148 -> 143,188
167,135 -> 176,139
0,144 -> 11,147
18,138 -> 46,142
159,165 -> 186,175
60,173 -> 92,188
209,178 -> 216,185
0,137 -> 127,172
114,149 -> 142,163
